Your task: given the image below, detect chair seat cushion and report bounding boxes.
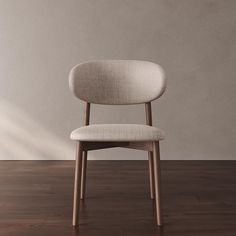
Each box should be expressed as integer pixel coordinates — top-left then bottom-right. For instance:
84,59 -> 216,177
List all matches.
70,124 -> 165,142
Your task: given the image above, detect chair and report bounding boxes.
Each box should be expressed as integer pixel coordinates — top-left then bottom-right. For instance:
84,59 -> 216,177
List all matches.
69,60 -> 166,227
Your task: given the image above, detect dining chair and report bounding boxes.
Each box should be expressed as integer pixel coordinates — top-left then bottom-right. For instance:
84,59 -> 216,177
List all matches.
69,60 -> 166,227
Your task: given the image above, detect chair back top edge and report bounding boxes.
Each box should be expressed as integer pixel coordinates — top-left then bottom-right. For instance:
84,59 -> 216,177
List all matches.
69,60 -> 166,105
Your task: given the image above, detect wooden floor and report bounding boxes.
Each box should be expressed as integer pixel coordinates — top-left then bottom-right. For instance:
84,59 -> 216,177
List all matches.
0,161 -> 236,236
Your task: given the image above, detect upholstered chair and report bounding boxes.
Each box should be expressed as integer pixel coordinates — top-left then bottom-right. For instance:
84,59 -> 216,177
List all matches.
69,60 -> 166,227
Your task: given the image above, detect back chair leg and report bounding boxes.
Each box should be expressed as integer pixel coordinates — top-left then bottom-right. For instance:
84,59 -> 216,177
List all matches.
148,151 -> 155,199
73,141 -> 83,226
153,141 -> 163,226
80,151 -> 88,200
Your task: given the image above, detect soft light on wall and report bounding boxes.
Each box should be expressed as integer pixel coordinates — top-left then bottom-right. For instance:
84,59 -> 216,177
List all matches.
0,99 -> 74,160
0,0 -> 235,160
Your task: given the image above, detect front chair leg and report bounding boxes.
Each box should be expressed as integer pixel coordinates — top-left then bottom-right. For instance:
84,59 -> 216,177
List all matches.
153,141 -> 163,226
72,141 -> 83,226
80,151 -> 88,199
148,151 -> 155,199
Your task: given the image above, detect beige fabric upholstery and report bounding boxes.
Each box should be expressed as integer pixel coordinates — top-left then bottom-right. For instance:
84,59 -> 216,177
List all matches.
70,124 -> 165,141
69,60 -> 166,105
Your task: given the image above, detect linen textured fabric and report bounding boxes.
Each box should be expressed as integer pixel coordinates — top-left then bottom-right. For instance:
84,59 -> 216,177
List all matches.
69,60 -> 166,105
70,124 -> 165,142
69,60 -> 166,142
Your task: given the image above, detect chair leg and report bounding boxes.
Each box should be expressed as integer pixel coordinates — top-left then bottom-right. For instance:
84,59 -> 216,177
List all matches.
148,151 -> 155,199
80,151 -> 88,200
72,141 -> 83,226
153,141 -> 163,226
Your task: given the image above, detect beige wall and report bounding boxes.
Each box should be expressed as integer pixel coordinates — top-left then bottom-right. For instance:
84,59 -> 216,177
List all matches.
0,0 -> 235,160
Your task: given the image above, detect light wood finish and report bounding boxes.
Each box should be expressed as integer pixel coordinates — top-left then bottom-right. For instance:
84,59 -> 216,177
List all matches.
80,102 -> 90,200
153,141 -> 162,226
72,142 -> 83,226
148,152 -> 155,199
121,141 -> 153,151
81,141 -> 153,152
145,102 -> 155,199
84,102 -> 91,125
80,151 -> 87,200
81,141 -> 127,151
145,102 -> 153,126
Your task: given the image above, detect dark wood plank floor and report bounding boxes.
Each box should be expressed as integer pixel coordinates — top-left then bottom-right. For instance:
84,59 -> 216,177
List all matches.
0,161 -> 236,236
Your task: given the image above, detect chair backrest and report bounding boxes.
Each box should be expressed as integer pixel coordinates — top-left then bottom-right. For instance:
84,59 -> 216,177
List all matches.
69,60 -> 166,105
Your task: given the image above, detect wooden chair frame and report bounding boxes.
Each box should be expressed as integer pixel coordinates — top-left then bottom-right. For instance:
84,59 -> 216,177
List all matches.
72,102 -> 162,226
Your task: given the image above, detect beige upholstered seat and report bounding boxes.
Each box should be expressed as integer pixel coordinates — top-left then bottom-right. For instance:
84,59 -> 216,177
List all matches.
71,124 -> 165,142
